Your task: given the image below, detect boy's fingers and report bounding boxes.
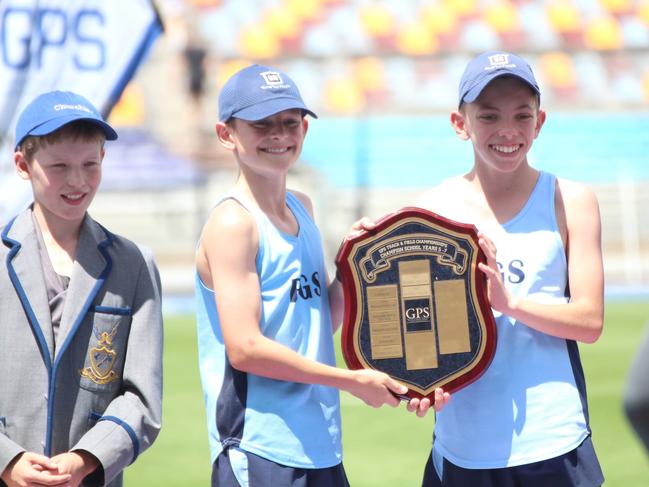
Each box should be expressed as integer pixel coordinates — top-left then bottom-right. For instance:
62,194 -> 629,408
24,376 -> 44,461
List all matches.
417,398 -> 432,417
407,398 -> 420,412
33,472 -> 72,486
387,378 -> 408,396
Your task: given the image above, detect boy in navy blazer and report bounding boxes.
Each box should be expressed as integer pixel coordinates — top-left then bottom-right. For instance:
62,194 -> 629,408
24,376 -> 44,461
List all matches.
0,91 -> 163,487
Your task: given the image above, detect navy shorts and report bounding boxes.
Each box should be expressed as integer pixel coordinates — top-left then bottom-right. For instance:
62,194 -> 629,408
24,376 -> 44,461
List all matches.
422,436 -> 604,487
212,447 -> 350,487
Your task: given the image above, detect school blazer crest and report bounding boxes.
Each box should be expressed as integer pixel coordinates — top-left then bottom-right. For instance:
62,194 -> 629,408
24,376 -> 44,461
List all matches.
0,210 -> 163,487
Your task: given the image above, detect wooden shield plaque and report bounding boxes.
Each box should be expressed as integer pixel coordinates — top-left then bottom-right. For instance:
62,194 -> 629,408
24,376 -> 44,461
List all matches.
335,207 -> 496,400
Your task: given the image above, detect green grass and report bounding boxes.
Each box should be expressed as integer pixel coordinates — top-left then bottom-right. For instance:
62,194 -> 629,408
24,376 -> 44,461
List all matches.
126,301 -> 649,486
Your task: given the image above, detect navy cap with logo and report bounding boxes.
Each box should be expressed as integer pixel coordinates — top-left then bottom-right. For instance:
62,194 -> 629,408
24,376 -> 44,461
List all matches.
14,90 -> 118,150
218,64 -> 317,122
458,51 -> 540,107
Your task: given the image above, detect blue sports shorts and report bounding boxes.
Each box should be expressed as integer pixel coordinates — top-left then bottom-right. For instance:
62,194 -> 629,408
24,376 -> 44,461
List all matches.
422,436 -> 604,487
212,447 -> 350,487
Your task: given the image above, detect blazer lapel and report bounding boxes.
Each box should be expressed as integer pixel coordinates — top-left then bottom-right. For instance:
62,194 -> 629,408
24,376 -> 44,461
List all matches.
2,210 -> 55,367
55,215 -> 113,361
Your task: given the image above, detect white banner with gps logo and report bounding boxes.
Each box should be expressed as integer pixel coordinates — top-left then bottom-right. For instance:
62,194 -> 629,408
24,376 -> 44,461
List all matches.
0,0 -> 163,224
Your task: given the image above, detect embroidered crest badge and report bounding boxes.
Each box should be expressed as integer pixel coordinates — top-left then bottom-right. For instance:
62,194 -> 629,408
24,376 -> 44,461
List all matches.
80,324 -> 120,385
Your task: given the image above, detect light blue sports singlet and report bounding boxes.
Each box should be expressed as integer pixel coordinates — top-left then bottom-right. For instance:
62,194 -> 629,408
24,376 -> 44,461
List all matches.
195,190 -> 342,468
433,171 -> 592,468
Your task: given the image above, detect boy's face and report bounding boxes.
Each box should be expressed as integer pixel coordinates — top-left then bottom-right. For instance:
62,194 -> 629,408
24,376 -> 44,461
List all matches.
14,137 -> 104,226
216,109 -> 308,174
452,77 -> 545,174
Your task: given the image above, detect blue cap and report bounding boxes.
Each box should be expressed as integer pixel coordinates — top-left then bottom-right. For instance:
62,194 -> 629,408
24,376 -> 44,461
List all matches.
458,51 -> 540,106
14,90 -> 118,150
218,64 -> 317,122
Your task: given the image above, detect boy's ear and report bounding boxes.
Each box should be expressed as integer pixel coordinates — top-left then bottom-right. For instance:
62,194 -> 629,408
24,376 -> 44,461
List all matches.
215,121 -> 236,150
14,151 -> 31,181
450,111 -> 470,141
302,117 -> 309,136
534,109 -> 546,139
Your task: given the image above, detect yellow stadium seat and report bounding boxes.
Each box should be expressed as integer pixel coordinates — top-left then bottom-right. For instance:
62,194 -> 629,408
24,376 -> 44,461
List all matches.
546,0 -> 583,47
216,60 -> 253,90
360,5 -> 396,37
324,78 -> 365,114
422,3 -> 459,36
546,1 -> 582,32
484,1 -> 520,33
396,21 -> 439,56
109,84 -> 145,126
539,52 -> 577,100
444,0 -> 479,18
286,0 -> 323,23
584,15 -> 623,50
265,9 -> 302,40
354,57 -> 386,94
240,25 -> 281,59
600,0 -> 633,17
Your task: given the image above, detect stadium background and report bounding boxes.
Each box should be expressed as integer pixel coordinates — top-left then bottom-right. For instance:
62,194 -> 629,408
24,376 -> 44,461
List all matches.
5,0 -> 649,484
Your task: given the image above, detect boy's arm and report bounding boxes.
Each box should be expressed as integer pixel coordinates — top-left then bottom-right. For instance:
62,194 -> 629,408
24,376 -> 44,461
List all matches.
200,202 -> 406,408
70,247 -> 163,485
479,181 -> 604,343
326,216 -> 379,332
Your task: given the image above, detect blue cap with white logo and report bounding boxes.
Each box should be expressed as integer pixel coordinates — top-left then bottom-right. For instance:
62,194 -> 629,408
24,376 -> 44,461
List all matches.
458,51 -> 540,107
218,64 -> 317,122
14,90 -> 118,150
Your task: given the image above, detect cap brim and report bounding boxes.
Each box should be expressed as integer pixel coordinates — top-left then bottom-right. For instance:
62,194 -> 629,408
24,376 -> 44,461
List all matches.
230,98 -> 318,122
22,115 -> 118,144
462,72 -> 540,105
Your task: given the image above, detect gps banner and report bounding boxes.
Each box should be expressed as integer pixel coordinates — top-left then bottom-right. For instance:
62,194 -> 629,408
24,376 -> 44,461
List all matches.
0,0 -> 163,224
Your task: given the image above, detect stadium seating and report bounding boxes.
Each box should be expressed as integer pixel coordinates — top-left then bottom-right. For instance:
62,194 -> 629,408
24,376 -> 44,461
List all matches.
189,0 -> 649,111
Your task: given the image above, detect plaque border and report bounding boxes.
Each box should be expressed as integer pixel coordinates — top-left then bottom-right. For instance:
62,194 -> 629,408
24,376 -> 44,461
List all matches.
335,207 -> 497,399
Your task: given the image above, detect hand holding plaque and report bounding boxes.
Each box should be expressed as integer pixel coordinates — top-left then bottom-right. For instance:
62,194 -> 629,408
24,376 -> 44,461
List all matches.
335,208 -> 496,401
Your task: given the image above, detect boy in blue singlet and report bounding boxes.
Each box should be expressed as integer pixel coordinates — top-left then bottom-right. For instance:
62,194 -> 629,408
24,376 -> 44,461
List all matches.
195,64 -> 448,487
416,52 -> 605,486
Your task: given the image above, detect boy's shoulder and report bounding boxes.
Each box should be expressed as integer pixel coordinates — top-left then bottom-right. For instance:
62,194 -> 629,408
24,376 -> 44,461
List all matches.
201,196 -> 257,247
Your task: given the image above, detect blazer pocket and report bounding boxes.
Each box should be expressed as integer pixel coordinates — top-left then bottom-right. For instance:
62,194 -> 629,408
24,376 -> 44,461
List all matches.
77,308 -> 132,393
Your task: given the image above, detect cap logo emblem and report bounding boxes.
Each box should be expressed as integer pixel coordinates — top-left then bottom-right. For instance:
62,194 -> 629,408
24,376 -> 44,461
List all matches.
485,54 -> 516,71
53,103 -> 93,114
259,71 -> 290,90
